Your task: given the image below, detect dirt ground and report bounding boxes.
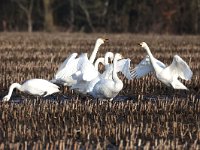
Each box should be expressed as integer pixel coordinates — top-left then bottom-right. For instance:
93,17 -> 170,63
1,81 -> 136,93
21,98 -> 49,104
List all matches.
0,33 -> 200,149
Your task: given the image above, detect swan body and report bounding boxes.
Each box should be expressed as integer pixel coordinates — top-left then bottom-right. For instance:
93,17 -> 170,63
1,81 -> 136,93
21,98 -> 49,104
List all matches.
52,38 -> 107,86
3,79 -> 60,101
132,42 -> 193,90
71,52 -> 114,94
90,53 -> 123,99
71,52 -> 133,95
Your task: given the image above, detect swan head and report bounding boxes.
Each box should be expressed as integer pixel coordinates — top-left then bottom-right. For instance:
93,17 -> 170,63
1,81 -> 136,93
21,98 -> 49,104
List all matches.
96,38 -> 109,45
2,95 -> 10,102
139,42 -> 149,49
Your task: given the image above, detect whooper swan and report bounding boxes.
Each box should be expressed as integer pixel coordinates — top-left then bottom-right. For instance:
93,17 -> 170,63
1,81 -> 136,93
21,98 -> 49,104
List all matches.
90,53 -> 124,100
3,79 -> 60,101
131,42 -> 193,90
51,38 -> 108,86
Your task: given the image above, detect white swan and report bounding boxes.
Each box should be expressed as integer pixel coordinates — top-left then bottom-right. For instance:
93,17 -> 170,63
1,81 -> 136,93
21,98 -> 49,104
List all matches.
89,53 -> 124,100
51,38 -> 108,86
71,52 -> 133,95
131,42 -> 193,90
71,52 -> 114,94
2,79 -> 60,101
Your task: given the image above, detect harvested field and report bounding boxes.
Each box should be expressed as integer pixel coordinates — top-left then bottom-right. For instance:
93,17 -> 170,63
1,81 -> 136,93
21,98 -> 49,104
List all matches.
0,33 -> 200,149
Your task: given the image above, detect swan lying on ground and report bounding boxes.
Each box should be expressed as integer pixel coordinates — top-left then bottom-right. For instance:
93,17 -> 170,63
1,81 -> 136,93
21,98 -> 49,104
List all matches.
131,42 -> 193,90
51,38 -> 108,86
2,79 -> 60,101
89,53 -> 124,100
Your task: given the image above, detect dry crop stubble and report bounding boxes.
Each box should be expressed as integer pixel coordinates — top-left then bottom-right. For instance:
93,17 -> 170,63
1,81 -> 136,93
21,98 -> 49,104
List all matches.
0,33 -> 199,149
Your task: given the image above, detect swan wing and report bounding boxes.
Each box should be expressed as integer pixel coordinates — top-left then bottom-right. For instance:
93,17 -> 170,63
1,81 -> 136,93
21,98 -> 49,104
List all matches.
82,62 -> 99,81
56,53 -> 78,73
53,61 -> 79,85
54,53 -> 79,81
131,55 -> 166,79
73,53 -> 99,81
116,59 -> 132,80
166,55 -> 193,80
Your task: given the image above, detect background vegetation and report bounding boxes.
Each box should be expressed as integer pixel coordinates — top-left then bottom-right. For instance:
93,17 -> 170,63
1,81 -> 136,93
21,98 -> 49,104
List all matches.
0,0 -> 200,34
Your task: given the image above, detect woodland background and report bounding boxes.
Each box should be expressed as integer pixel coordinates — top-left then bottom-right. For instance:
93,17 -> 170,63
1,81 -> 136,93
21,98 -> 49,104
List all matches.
0,0 -> 200,34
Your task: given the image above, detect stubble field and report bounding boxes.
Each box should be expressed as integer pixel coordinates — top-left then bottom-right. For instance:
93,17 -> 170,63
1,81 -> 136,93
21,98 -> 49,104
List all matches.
0,33 -> 200,149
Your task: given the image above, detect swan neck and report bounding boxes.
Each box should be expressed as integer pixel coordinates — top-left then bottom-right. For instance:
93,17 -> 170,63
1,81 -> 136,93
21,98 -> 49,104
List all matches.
144,46 -> 162,73
112,57 -> 119,81
145,46 -> 154,59
6,83 -> 21,100
104,53 -> 113,65
89,42 -> 101,63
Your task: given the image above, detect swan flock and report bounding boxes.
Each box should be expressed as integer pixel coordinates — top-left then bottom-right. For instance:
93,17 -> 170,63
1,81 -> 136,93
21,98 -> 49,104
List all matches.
2,39 -> 193,101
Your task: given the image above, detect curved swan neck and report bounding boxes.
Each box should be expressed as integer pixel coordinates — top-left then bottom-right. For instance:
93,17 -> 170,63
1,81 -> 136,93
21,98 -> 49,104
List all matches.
6,83 -> 22,100
89,41 -> 102,64
143,45 -> 163,73
144,45 -> 154,59
104,52 -> 114,65
112,56 -> 120,82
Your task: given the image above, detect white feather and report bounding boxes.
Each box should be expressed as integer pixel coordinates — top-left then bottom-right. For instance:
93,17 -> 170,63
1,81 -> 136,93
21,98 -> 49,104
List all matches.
135,42 -> 193,90
3,79 -> 60,101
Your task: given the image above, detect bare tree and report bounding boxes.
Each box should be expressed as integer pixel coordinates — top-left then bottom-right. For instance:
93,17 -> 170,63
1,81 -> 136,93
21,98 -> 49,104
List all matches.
68,0 -> 75,31
43,0 -> 55,32
13,0 -> 34,32
78,0 -> 95,32
194,0 -> 200,33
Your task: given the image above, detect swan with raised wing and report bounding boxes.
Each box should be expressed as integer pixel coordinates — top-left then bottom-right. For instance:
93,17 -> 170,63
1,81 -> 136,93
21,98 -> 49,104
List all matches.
131,42 -> 193,90
51,38 -> 108,86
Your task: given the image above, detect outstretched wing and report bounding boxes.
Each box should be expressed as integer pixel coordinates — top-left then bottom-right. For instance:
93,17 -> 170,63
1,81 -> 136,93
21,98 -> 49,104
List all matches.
166,55 -> 193,80
53,53 -> 79,80
101,58 -> 133,80
131,55 -> 166,79
116,58 -> 132,80
56,53 -> 78,73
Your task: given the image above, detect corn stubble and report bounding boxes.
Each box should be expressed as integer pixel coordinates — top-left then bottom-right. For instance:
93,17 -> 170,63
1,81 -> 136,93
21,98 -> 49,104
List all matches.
0,33 -> 200,149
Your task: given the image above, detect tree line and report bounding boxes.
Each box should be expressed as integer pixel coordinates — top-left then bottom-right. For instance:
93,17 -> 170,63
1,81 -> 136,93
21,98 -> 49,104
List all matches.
0,0 -> 200,34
